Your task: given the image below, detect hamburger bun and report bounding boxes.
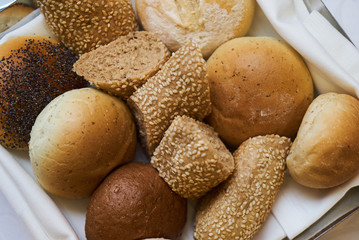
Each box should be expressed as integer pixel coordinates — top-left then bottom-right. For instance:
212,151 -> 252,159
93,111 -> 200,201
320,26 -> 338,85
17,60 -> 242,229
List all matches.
29,88 -> 137,198
74,31 -> 170,99
37,0 -> 138,55
205,36 -> 314,149
194,135 -> 291,239
287,92 -> 359,189
135,0 -> 255,58
85,162 -> 187,240
0,35 -> 88,150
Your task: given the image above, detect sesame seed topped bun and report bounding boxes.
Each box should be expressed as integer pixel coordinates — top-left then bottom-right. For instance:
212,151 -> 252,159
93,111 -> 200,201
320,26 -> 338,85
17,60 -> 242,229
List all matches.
194,135 -> 291,240
0,35 -> 88,150
37,0 -> 139,55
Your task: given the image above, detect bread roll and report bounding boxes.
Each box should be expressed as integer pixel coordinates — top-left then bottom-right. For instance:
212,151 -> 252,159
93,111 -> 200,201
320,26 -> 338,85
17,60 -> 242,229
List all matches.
135,0 -> 255,58
194,135 -> 291,240
0,4 -> 35,32
0,36 -> 88,150
37,0 -> 138,54
151,115 -> 234,199
205,37 -> 314,149
287,93 -> 359,189
74,31 -> 170,99
128,41 -> 211,156
85,162 -> 187,240
29,88 -> 137,198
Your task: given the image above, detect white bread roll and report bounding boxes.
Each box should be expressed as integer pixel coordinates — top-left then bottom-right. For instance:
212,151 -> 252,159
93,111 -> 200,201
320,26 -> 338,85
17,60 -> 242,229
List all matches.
29,88 -> 137,198
135,0 -> 255,58
287,92 -> 359,189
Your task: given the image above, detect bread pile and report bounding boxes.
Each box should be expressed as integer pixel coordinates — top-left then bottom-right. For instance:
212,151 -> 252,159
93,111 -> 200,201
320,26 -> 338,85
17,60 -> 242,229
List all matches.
1,0 -> 359,239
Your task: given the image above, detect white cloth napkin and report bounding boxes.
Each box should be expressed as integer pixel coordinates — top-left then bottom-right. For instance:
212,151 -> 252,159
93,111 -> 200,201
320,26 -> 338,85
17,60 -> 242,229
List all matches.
1,2 -> 359,240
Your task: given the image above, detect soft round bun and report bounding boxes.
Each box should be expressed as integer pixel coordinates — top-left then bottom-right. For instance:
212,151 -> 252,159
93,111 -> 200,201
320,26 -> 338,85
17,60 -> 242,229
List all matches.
205,37 -> 314,149
151,115 -> 234,199
74,31 -> 170,99
135,0 -> 255,58
85,162 -> 187,240
287,93 -> 359,189
29,88 -> 137,198
0,4 -> 35,32
194,135 -> 291,240
38,0 -> 138,55
0,35 -> 88,150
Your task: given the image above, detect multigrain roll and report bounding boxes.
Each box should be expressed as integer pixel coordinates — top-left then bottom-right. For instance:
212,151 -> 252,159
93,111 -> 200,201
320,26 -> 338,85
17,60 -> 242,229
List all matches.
0,4 -> 35,32
0,36 -> 88,150
151,115 -> 234,199
135,0 -> 255,58
85,162 -> 187,240
194,135 -> 291,240
128,41 -> 211,156
37,0 -> 138,54
74,31 -> 170,99
29,88 -> 137,198
287,93 -> 359,189
205,37 -> 314,149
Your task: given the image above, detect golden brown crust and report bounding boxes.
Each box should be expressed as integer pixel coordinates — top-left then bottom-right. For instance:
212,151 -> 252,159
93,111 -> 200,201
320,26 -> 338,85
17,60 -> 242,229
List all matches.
38,0 -> 138,55
151,115 -> 234,199
135,0 -> 255,58
0,36 -> 88,150
74,31 -> 170,99
127,41 -> 211,156
205,36 -> 314,149
85,162 -> 187,240
287,93 -> 359,188
194,135 -> 291,240
29,88 -> 137,198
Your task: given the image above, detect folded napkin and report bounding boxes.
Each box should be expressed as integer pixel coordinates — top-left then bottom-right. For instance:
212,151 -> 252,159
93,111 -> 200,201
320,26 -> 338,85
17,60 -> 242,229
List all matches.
1,2 -> 359,240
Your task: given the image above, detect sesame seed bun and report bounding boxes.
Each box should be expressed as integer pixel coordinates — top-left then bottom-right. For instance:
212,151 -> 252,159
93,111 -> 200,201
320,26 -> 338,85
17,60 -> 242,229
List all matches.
151,115 -> 234,199
205,37 -> 314,149
0,35 -> 88,150
37,0 -> 138,55
287,93 -> 359,189
74,31 -> 170,99
85,162 -> 187,240
127,41 -> 212,157
29,88 -> 137,198
135,0 -> 255,58
194,135 -> 291,240
0,4 -> 35,32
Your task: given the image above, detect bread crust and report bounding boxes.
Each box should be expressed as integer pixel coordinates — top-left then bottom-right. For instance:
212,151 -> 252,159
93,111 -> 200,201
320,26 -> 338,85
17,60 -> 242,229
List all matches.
287,93 -> 359,188
85,162 -> 187,240
135,0 -> 255,58
0,4 -> 35,32
38,0 -> 138,54
205,36 -> 313,149
29,88 -> 137,198
194,135 -> 291,240
151,115 -> 234,199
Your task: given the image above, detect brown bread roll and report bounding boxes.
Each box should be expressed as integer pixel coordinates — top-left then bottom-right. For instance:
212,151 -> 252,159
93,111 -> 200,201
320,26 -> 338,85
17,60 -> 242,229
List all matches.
287,92 -> 359,189
29,88 -> 137,198
0,4 -> 35,32
0,35 -> 88,150
194,135 -> 291,240
37,0 -> 138,55
74,31 -> 170,99
205,36 -> 314,149
151,115 -> 234,199
85,162 -> 187,240
128,41 -> 211,157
